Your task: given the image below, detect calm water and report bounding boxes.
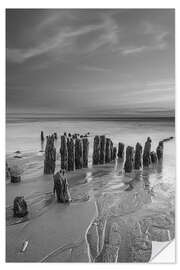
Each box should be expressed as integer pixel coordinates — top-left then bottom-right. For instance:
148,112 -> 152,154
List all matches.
6,119 -> 175,152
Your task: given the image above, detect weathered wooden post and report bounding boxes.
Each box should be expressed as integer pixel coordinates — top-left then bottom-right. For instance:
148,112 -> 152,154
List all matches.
159,141 -> 164,148
10,165 -> 21,183
99,135 -> 106,164
44,135 -> 56,174
53,171 -> 63,202
124,146 -> 134,173
13,196 -> 28,217
105,138 -> 111,163
110,140 -> 113,161
54,132 -> 57,140
67,137 -> 75,171
82,137 -> 89,168
53,170 -> 71,203
41,131 -> 44,141
134,142 -> 142,170
60,135 -> 68,170
150,151 -> 158,163
63,172 -> 71,202
93,136 -> 100,165
143,137 -> 152,167
162,136 -> 174,142
75,138 -> 83,169
156,141 -> 164,160
112,147 -> 117,160
6,161 -> 10,179
117,142 -> 124,159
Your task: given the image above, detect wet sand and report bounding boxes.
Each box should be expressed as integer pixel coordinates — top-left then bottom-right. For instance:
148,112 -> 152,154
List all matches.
6,146 -> 175,262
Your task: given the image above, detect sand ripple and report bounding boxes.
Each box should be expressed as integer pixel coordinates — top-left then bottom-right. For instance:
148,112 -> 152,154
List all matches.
86,180 -> 175,262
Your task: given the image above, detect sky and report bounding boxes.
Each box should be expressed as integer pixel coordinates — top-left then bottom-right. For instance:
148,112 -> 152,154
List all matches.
6,9 -> 175,118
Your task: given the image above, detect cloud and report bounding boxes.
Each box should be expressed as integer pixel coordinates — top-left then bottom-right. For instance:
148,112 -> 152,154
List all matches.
84,15 -> 120,54
7,12 -> 170,65
116,21 -> 170,56
7,13 -> 121,63
121,46 -> 146,55
120,42 -> 166,56
6,23 -> 107,63
120,34 -> 168,56
7,32 -> 68,63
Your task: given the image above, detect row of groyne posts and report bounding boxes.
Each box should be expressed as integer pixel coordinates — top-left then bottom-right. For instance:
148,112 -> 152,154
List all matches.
43,133 -> 173,175
43,133 -> 90,174
8,132 -> 173,218
123,137 -> 163,173
91,136 -> 165,172
43,134 -> 118,175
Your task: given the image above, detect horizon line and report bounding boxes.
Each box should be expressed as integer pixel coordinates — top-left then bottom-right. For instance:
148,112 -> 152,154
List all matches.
6,115 -> 175,122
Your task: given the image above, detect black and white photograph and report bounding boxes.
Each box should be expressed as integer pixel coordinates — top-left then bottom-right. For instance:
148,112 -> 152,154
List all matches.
5,8 -> 175,263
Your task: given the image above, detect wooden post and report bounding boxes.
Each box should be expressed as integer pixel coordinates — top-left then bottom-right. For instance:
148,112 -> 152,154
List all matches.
117,142 -> 124,159
124,146 -> 134,173
41,131 -> 44,141
6,161 -> 8,178
13,196 -> 28,217
60,135 -> 68,170
10,165 -> 21,183
67,137 -> 75,171
11,175 -> 21,183
134,142 -> 142,170
6,161 -> 10,179
44,135 -> 56,174
75,138 -> 83,169
112,147 -> 117,160
93,136 -> 100,165
53,171 -> 63,202
54,132 -> 57,140
162,136 -> 174,142
159,141 -> 164,148
99,135 -> 106,164
53,170 -> 71,203
156,141 -> 164,160
150,151 -> 157,163
110,140 -> 113,161
143,137 -> 151,167
82,137 -> 89,168
105,138 -> 111,163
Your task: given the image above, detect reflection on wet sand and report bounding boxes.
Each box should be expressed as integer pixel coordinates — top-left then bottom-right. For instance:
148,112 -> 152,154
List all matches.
40,141 -> 44,152
86,159 -> 174,262
6,147 -> 175,262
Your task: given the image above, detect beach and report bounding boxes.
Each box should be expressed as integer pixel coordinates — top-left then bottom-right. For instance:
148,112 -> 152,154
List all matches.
6,119 -> 175,262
